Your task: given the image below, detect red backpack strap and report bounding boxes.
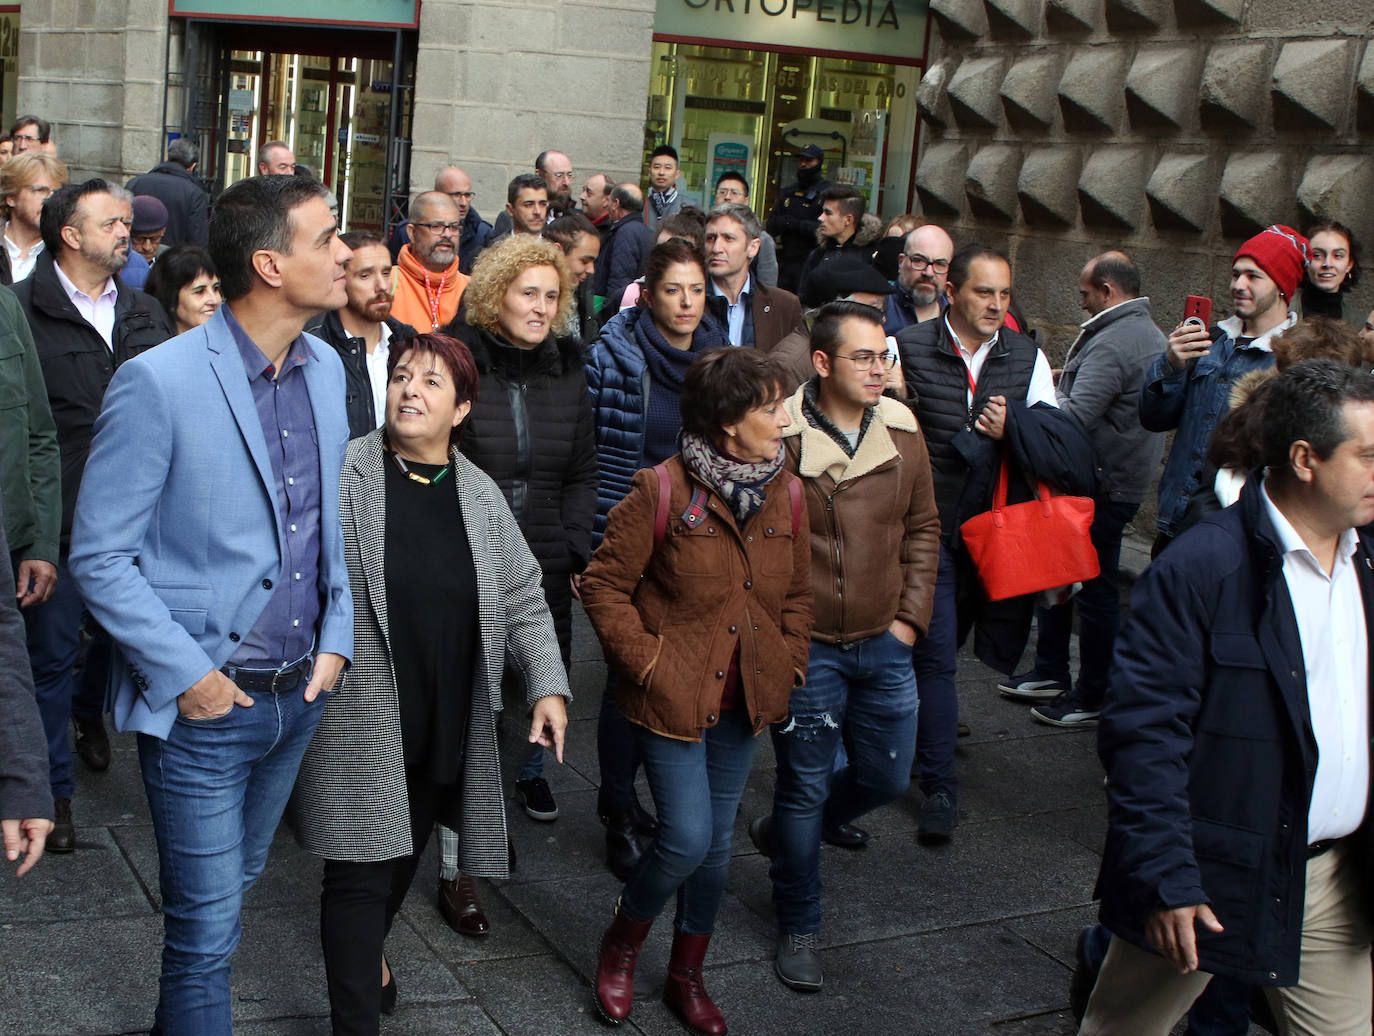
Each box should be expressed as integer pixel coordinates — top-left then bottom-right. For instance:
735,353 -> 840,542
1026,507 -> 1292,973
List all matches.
652,463 -> 671,553
788,475 -> 802,539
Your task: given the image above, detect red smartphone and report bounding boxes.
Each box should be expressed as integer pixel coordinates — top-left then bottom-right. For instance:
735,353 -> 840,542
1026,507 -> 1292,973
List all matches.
1183,294 -> 1212,328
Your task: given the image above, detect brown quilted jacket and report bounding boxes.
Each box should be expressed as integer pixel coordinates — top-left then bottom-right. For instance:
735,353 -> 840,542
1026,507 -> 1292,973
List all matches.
581,457 -> 813,742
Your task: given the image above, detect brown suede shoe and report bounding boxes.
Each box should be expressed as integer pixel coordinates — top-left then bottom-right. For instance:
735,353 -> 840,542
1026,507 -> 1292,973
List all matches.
437,874 -> 489,936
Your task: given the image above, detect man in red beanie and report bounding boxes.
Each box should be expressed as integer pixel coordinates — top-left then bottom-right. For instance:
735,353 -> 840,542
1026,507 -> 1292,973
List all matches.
1138,224 -> 1304,554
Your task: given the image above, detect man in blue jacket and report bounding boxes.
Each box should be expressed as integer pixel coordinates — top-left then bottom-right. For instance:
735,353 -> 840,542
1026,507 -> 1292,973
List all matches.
1082,359 -> 1374,1035
69,175 -> 354,1035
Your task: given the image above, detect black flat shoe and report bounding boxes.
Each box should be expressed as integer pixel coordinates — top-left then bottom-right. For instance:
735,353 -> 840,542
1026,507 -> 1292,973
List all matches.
822,822 -> 870,849
380,972 -> 397,1015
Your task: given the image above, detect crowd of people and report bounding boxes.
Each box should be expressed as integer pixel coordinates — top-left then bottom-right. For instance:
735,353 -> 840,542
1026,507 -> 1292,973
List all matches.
0,116 -> 1372,1036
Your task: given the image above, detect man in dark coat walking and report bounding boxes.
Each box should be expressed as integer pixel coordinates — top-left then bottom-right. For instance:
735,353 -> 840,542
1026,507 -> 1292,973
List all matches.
126,139 -> 209,247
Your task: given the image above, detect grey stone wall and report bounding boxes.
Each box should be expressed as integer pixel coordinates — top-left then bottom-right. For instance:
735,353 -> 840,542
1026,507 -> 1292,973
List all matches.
917,0 -> 1374,356
17,0 -> 168,183
409,0 -> 656,213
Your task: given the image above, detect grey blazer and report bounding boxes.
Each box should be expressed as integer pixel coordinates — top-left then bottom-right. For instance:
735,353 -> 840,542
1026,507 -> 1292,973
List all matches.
290,430 -> 571,873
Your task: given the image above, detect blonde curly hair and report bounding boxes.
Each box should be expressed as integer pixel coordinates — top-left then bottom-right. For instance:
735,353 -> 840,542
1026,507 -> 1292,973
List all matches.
463,234 -> 576,339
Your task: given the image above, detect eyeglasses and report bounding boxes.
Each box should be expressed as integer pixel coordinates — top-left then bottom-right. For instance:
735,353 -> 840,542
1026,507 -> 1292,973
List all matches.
11,133 -> 40,145
900,252 -> 950,273
412,220 -> 462,235
715,186 -> 746,200
546,171 -> 575,183
445,190 -> 475,201
835,351 -> 897,372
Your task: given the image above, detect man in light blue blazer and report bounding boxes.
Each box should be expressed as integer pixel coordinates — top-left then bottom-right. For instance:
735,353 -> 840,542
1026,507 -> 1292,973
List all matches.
69,174 -> 354,1035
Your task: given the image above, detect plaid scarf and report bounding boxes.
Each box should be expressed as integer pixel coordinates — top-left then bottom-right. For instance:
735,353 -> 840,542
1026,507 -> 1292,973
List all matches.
678,429 -> 784,524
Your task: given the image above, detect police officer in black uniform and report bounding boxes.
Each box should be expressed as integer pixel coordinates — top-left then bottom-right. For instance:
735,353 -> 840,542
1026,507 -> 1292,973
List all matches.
766,144 -> 831,295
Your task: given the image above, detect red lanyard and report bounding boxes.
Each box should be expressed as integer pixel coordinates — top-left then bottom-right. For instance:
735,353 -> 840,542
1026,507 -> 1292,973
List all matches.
422,268 -> 448,330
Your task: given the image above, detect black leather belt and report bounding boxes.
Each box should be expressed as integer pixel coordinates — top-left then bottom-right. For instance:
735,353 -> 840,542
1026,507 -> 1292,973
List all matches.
1307,838 -> 1339,859
221,657 -> 310,694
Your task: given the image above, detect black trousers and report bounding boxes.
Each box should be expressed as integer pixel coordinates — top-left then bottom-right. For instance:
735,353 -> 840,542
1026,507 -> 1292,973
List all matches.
320,769 -> 451,1036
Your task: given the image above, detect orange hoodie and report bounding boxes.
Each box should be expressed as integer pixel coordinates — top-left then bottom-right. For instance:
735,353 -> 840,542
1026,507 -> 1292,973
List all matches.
391,244 -> 469,330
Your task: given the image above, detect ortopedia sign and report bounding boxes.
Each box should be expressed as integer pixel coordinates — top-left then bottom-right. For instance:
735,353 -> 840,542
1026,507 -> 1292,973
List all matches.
655,0 -> 927,63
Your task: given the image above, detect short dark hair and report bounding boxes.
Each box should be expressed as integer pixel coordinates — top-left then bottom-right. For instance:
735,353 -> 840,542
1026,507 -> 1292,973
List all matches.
9,115 -> 50,143
144,245 -> 218,327
947,243 -> 1011,290
1262,359 -> 1374,476
642,238 -> 706,297
1305,218 -> 1361,292
543,211 -> 598,252
1089,253 -> 1141,298
809,300 -> 886,358
658,208 -> 708,252
681,348 -> 787,443
39,177 -> 115,255
340,229 -> 384,253
715,170 -> 749,194
611,183 -> 643,214
508,173 -> 547,205
209,174 -> 329,302
385,331 -> 480,445
651,145 -> 679,164
819,184 -> 865,222
167,138 -> 199,168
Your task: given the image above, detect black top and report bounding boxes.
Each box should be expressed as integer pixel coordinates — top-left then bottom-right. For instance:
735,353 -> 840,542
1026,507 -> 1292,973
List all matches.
383,452 -> 478,784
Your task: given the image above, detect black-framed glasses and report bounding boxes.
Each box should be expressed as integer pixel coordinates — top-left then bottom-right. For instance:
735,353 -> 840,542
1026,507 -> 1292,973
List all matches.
901,252 -> 950,273
835,351 -> 898,372
445,191 -> 475,201
411,220 -> 462,235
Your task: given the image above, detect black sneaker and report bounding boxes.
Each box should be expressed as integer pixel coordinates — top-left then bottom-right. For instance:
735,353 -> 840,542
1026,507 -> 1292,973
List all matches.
1030,692 -> 1101,728
514,777 -> 559,821
917,791 -> 956,845
997,671 -> 1068,702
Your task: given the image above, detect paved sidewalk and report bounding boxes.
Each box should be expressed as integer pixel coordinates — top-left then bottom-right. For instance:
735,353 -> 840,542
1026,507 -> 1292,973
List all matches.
2,610 -> 1119,1036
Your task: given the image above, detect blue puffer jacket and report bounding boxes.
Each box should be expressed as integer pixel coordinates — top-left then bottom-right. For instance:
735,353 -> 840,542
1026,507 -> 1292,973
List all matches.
1139,313 -> 1293,536
587,308 -> 652,543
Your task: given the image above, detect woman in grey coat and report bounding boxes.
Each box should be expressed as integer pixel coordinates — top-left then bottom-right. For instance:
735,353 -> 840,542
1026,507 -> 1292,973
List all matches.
290,331 -> 570,1036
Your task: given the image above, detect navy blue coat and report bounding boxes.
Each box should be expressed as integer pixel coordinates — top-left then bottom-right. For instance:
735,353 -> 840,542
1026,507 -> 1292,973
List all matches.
586,308 -> 650,543
1096,472 -> 1374,985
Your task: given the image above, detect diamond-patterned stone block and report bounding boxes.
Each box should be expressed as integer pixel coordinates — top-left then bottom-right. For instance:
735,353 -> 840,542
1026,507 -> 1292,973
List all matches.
984,0 -> 1043,38
1001,52 -> 1061,131
1297,154 -> 1374,250
1356,42 -> 1374,132
918,59 -> 956,131
1017,146 -> 1081,226
1046,0 -> 1099,33
965,144 -> 1022,222
948,55 -> 1007,131
1059,47 -> 1126,133
1105,0 -> 1167,32
1078,147 -> 1150,230
1174,0 -> 1243,27
1219,152 -> 1292,238
916,141 -> 970,219
930,0 -> 988,40
1145,152 -> 1215,232
1126,46 -> 1200,130
1271,39 -> 1353,133
1199,42 -> 1270,133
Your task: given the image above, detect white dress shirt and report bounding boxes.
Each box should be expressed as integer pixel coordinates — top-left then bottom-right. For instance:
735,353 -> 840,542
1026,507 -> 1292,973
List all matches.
1261,483 -> 1370,843
709,273 -> 751,348
364,321 -> 393,429
944,316 -> 1058,409
53,260 -> 117,349
4,232 -> 44,283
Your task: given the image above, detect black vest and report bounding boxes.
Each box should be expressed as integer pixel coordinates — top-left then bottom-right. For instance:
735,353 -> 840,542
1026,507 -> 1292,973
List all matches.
896,319 -> 1038,536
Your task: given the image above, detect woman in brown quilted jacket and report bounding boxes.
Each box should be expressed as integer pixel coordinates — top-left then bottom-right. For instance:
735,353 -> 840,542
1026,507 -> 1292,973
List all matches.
580,348 -> 813,1036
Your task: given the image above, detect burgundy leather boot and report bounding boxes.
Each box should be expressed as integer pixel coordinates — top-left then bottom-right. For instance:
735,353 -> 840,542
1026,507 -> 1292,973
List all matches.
662,929 -> 726,1035
594,900 -> 654,1024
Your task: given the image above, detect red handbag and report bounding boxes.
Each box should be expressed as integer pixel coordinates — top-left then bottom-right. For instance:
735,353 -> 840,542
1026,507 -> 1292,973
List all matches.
959,458 -> 1099,602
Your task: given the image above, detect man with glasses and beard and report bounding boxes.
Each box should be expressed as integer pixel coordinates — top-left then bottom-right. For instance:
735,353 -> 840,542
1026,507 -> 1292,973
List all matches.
390,191 -> 469,331
887,224 -> 954,333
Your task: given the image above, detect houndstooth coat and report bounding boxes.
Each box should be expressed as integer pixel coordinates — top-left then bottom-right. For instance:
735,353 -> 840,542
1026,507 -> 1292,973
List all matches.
290,430 -> 571,874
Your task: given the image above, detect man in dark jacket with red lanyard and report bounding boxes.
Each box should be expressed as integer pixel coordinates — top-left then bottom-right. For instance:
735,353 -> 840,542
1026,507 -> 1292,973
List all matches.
894,243 -> 1059,845
1081,359 -> 1374,1036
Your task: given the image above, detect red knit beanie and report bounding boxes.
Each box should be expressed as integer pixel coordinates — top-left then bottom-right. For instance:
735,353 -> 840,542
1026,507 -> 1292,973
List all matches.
1234,225 -> 1309,302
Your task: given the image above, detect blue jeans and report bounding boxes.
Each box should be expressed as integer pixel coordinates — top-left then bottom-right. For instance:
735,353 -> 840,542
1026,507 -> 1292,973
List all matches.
18,553 -> 85,800
1032,501 -> 1138,702
769,632 -> 918,934
138,684 -> 327,1035
910,545 -> 958,799
621,709 -> 757,934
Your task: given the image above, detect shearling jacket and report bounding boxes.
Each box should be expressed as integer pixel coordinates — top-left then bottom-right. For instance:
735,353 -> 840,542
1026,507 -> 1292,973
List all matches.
782,384 -> 940,643
581,456 -> 813,743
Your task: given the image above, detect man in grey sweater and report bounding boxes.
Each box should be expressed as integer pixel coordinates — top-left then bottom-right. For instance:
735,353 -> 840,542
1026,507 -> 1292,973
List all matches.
998,252 -> 1166,726
0,498 -> 56,876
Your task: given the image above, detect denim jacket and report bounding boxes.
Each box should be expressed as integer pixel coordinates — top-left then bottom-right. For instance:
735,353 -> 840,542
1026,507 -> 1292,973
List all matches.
1138,313 -> 1294,535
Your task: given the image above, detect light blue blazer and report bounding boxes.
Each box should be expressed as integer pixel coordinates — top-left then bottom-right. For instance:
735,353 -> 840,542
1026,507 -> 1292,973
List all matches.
68,308 -> 354,739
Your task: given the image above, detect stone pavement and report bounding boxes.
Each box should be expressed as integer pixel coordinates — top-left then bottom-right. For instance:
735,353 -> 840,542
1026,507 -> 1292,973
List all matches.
2,609 -> 1131,1036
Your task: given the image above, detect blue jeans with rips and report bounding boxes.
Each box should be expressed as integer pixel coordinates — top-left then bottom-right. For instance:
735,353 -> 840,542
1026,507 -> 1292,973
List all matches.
139,684 -> 327,1035
769,631 -> 918,934
620,709 -> 757,934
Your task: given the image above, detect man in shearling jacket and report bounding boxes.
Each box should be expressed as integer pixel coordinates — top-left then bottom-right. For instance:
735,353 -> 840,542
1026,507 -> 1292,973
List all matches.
749,299 -> 941,994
